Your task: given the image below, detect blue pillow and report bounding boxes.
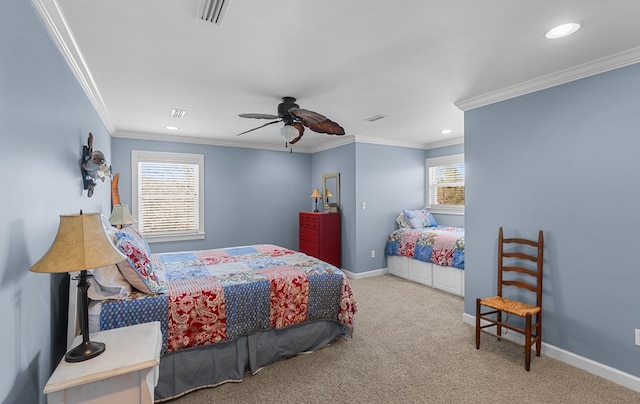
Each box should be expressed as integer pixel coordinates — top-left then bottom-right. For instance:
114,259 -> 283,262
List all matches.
401,209 -> 438,228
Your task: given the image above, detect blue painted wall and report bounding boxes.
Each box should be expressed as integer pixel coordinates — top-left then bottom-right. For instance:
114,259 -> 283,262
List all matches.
111,138 -> 312,253
464,62 -> 640,377
1,1 -> 113,402
355,143 -> 427,272
311,143 -> 356,271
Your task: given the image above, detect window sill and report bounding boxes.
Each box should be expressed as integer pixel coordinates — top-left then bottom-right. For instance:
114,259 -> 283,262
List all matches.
144,232 -> 205,244
428,207 -> 465,216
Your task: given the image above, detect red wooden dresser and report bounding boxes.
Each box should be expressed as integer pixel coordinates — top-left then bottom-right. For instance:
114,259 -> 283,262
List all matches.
299,212 -> 341,268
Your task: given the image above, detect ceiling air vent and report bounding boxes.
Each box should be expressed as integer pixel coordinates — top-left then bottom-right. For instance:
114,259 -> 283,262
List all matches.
365,114 -> 386,122
197,0 -> 230,26
171,108 -> 186,118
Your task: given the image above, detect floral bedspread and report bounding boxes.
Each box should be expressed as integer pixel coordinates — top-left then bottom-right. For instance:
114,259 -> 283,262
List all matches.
98,244 -> 356,354
384,226 -> 465,269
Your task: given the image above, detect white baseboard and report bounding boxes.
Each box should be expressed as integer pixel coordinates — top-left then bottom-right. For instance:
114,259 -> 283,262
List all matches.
342,268 -> 388,279
462,313 -> 640,393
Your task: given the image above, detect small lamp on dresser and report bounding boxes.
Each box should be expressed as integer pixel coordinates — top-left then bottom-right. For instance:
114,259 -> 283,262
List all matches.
324,189 -> 333,204
310,189 -> 322,212
29,211 -> 126,362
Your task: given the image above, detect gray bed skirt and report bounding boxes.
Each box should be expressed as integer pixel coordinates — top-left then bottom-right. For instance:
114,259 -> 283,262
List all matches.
155,320 -> 347,402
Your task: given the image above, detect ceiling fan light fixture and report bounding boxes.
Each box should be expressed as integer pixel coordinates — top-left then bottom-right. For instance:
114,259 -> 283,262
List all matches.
280,125 -> 298,142
545,22 -> 581,39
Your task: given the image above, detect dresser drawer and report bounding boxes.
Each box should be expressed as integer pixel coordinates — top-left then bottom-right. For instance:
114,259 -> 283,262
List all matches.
299,227 -> 319,242
299,240 -> 318,257
299,212 -> 319,223
299,217 -> 319,231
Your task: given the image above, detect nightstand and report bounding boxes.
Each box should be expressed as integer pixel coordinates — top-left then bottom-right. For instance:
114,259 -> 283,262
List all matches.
44,321 -> 162,404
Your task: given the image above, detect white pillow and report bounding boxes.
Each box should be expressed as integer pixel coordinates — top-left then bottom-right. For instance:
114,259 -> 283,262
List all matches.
87,265 -> 132,300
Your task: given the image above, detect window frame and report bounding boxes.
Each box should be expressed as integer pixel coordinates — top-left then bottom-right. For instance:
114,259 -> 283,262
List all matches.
131,150 -> 205,243
425,153 -> 465,215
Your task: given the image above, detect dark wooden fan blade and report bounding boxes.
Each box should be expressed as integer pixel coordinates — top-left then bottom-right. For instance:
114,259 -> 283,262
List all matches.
306,119 -> 345,135
239,113 -> 279,119
289,122 -> 305,144
289,108 -> 326,123
289,108 -> 345,135
236,119 -> 281,136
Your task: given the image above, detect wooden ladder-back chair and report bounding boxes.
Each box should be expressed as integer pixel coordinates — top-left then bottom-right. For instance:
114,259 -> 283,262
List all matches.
475,227 -> 544,371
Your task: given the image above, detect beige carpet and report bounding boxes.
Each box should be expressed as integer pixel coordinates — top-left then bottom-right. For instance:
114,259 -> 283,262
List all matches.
169,275 -> 640,404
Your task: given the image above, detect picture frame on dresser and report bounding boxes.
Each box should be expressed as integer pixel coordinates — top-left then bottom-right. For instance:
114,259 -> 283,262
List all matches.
322,172 -> 340,211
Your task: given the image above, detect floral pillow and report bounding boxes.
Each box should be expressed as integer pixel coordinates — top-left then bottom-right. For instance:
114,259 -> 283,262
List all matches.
399,208 -> 438,229
114,231 -> 165,294
116,225 -> 151,256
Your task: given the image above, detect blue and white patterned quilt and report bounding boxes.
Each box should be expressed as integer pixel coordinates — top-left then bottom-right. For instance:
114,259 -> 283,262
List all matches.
97,244 -> 356,355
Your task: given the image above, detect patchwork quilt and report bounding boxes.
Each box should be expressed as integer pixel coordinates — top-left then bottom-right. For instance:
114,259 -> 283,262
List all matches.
384,226 -> 465,269
98,244 -> 356,355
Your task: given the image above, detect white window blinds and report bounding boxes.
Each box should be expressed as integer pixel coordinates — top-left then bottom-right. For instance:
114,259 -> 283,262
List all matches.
132,151 -> 204,242
426,154 -> 465,214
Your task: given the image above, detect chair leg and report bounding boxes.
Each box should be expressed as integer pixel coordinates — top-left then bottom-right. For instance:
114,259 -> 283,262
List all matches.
536,312 -> 542,357
496,310 -> 502,341
525,313 -> 532,371
475,298 -> 481,349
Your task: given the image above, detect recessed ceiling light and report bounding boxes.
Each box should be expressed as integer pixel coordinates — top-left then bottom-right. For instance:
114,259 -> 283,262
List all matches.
545,22 -> 581,39
440,129 -> 453,135
165,126 -> 179,131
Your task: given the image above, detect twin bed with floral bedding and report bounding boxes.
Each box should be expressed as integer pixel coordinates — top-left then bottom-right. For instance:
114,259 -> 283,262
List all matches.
384,209 -> 465,296
79,222 -> 356,402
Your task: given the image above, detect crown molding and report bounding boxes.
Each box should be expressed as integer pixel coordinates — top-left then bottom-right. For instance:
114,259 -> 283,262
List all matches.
352,136 -> 430,150
113,131 -> 465,154
112,130 -> 314,153
424,137 -> 464,149
31,0 -> 114,133
308,134 -> 459,153
455,47 -> 640,111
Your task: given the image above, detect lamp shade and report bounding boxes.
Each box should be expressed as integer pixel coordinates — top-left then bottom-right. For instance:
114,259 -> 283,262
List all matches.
109,204 -> 137,226
30,213 -> 125,274
310,189 -> 322,198
324,189 -> 333,198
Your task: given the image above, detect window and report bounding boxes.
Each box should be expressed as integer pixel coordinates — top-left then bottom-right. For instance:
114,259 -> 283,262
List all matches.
426,154 -> 465,215
132,150 -> 204,243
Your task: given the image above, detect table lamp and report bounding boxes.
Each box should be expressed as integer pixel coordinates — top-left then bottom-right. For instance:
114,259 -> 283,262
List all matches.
310,189 -> 322,212
30,211 -> 126,362
108,204 -> 136,228
324,189 -> 333,204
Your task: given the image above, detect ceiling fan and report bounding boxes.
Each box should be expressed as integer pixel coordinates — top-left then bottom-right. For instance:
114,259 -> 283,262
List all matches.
237,97 -> 345,146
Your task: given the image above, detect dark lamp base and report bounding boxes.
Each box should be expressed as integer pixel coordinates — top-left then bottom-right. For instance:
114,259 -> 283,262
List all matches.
64,340 -> 106,363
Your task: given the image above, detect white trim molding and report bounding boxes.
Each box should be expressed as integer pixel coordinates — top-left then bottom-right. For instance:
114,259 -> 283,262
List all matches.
341,268 -> 388,280
462,313 -> 640,393
31,0 -> 114,134
455,47 -> 640,111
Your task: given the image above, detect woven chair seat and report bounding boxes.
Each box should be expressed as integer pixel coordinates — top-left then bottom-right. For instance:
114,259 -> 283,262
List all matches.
480,296 -> 541,317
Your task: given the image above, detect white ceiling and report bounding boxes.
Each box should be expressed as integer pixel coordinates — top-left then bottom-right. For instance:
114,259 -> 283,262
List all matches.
35,0 -> 640,151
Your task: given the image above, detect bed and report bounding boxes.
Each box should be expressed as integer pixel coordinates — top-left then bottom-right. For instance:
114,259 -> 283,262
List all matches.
69,223 -> 356,402
384,209 -> 465,296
